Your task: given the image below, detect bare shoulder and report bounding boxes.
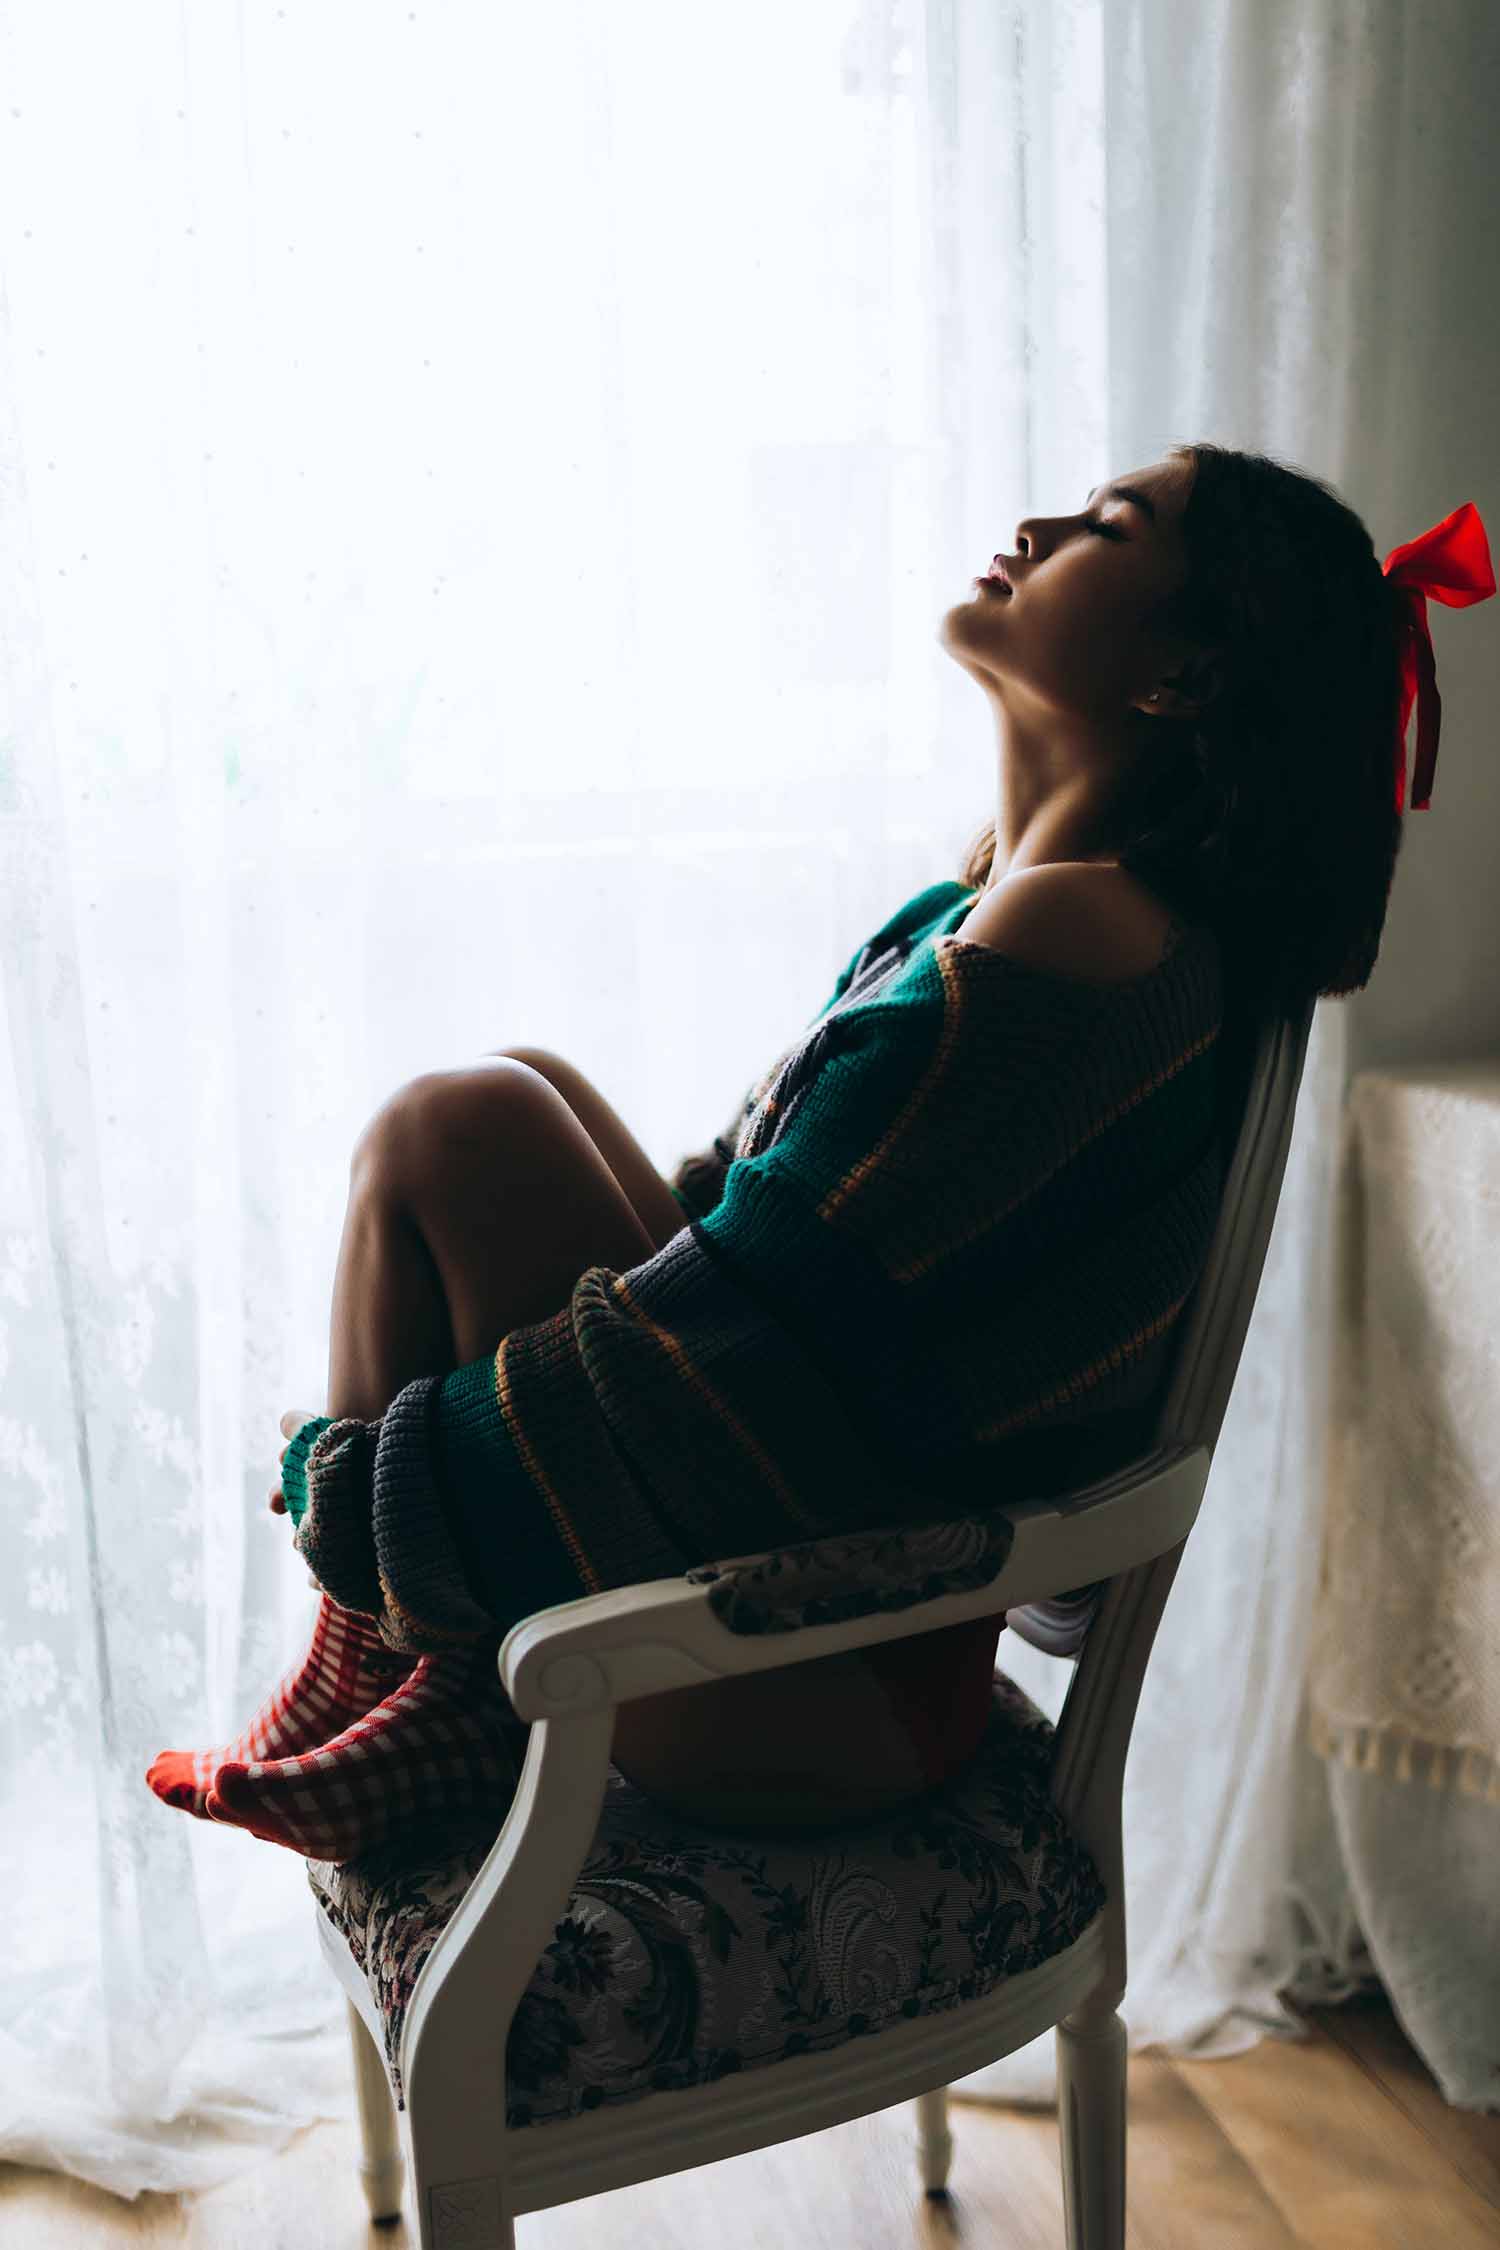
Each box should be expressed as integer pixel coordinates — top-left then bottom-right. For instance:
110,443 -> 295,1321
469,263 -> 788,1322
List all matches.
950,863 -> 1178,984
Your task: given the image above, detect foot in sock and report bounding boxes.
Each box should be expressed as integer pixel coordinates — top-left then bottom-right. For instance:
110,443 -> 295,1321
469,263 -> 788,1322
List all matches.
146,1593 -> 416,1819
204,1645 -> 523,1863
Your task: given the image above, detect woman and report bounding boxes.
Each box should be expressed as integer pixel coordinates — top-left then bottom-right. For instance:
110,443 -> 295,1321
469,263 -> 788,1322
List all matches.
147,441 -> 1412,1861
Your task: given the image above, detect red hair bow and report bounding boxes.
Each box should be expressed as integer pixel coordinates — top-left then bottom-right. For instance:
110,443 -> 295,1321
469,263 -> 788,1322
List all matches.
1382,500 -> 1495,812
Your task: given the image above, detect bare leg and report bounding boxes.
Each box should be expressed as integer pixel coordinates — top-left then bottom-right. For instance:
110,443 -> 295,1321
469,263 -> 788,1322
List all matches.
326,1057 -> 659,1422
322,1180 -> 459,1424
198,1061 -> 662,1857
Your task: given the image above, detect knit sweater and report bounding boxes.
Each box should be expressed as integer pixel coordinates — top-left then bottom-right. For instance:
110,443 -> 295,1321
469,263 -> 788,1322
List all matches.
279,878 -> 1228,1655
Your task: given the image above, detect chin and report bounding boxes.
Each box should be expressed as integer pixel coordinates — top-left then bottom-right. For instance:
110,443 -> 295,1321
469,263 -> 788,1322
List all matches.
937,599 -> 981,649
936,606 -> 997,681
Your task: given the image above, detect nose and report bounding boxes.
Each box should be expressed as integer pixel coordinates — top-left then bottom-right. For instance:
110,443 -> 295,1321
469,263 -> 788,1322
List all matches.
1013,509 -> 1074,561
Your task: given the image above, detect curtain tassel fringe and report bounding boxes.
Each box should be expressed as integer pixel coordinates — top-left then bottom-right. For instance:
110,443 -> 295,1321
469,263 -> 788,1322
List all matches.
1306,1711 -> 1500,1800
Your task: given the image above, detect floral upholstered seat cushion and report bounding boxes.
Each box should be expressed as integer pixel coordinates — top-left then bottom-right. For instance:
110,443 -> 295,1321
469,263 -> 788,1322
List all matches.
306,1669 -> 1105,2122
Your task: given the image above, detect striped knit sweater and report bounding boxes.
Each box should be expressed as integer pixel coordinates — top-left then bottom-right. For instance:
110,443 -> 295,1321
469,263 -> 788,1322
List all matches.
279,878 -> 1228,1654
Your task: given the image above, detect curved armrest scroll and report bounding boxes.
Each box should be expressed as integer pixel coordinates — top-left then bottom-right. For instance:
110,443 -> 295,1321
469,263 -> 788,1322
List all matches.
499,1444 -> 1210,1721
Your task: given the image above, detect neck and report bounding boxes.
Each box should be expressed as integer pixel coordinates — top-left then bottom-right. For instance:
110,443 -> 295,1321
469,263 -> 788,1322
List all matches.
983,695 -> 1151,886
988,776 -> 1129,887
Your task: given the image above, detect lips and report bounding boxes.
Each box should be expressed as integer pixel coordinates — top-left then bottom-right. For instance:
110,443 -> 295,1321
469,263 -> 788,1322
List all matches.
984,555 -> 1013,591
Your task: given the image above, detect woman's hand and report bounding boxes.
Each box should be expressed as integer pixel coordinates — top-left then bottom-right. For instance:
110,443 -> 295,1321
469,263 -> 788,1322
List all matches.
268,1406 -> 321,1514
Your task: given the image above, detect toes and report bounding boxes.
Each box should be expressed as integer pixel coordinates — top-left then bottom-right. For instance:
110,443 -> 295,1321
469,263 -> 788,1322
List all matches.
146,1752 -> 206,1815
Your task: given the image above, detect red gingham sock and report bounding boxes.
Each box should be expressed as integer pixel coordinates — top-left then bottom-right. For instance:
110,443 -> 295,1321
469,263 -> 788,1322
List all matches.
204,1643 -> 524,1863
146,1594 -> 416,1820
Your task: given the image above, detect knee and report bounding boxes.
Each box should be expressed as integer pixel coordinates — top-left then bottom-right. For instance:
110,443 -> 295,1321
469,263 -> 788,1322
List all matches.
349,1057 -> 553,1194
487,1043 -> 567,1088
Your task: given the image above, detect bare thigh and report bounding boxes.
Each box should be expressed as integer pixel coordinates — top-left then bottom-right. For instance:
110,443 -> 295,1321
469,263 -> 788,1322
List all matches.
359,1056 -> 672,1367
488,1045 -> 686,1256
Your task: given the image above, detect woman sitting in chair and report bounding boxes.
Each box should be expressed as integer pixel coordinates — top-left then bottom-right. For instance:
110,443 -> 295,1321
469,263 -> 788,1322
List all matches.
146,440 -> 1418,1864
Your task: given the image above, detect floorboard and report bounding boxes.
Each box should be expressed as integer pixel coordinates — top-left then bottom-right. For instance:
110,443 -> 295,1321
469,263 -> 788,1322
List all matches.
1303,1994 -> 1500,2214
1171,2010 -> 1499,2250
1,1991 -> 1495,2249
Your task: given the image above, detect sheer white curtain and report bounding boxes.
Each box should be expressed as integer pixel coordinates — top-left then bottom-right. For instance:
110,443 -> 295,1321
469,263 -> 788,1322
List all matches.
0,0 -> 1472,2198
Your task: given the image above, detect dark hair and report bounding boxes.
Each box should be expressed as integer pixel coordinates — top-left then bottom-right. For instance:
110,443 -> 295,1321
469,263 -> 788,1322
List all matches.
958,442 -> 1410,1020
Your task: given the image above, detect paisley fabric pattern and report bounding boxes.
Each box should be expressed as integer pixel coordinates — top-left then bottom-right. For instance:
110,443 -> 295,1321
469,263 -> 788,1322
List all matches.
307,1670 -> 1103,2119
684,1509 -> 1016,1635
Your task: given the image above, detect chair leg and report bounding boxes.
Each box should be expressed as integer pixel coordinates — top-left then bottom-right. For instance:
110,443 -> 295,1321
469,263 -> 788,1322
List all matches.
347,1995 -> 406,2223
1056,2000 -> 1126,2250
914,2084 -> 953,2196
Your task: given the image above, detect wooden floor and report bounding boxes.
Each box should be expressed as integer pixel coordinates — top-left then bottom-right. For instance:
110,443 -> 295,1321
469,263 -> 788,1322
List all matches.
3,1993 -> 1497,2249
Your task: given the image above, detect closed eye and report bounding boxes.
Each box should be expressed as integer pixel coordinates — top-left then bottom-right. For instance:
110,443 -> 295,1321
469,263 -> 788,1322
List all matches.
1084,516 -> 1126,539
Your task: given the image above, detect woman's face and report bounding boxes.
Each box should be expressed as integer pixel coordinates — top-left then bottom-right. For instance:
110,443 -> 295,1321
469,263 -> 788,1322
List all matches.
939,456 -> 1201,721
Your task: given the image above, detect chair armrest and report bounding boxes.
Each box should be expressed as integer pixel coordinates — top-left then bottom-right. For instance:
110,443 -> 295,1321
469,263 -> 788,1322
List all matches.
499,1442 -> 1210,1720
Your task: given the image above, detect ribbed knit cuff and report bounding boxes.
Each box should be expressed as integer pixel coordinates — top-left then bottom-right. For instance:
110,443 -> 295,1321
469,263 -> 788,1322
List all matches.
429,1353 -> 589,1626
289,1416 -> 385,1616
368,1375 -> 500,1653
496,1287 -> 691,1598
280,1415 -> 336,1528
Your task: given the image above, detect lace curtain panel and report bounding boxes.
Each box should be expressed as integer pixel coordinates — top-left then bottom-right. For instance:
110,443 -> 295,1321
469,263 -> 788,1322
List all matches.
2,0 -> 1494,2198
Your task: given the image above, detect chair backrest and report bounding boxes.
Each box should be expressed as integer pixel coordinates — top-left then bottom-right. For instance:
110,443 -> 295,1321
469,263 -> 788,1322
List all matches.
1006,989 -> 1317,1660
1007,988 -> 1318,1999
1155,990 -> 1318,1458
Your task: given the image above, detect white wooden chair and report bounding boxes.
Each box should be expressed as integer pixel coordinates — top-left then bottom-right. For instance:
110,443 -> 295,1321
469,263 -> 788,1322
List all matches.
313,989 -> 1314,2250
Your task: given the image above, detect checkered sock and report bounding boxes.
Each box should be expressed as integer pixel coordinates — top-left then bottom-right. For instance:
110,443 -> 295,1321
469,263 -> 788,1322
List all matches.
146,1594 -> 416,1820
204,1643 -> 525,1862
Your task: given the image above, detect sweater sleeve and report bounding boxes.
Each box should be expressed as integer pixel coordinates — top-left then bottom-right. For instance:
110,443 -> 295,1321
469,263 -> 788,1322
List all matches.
276,944 -> 973,1655
279,917 -> 1226,1659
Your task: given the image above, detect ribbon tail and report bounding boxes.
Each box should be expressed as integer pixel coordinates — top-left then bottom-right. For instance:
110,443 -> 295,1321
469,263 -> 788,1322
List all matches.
1392,627 -> 1415,815
1408,606 -> 1441,810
